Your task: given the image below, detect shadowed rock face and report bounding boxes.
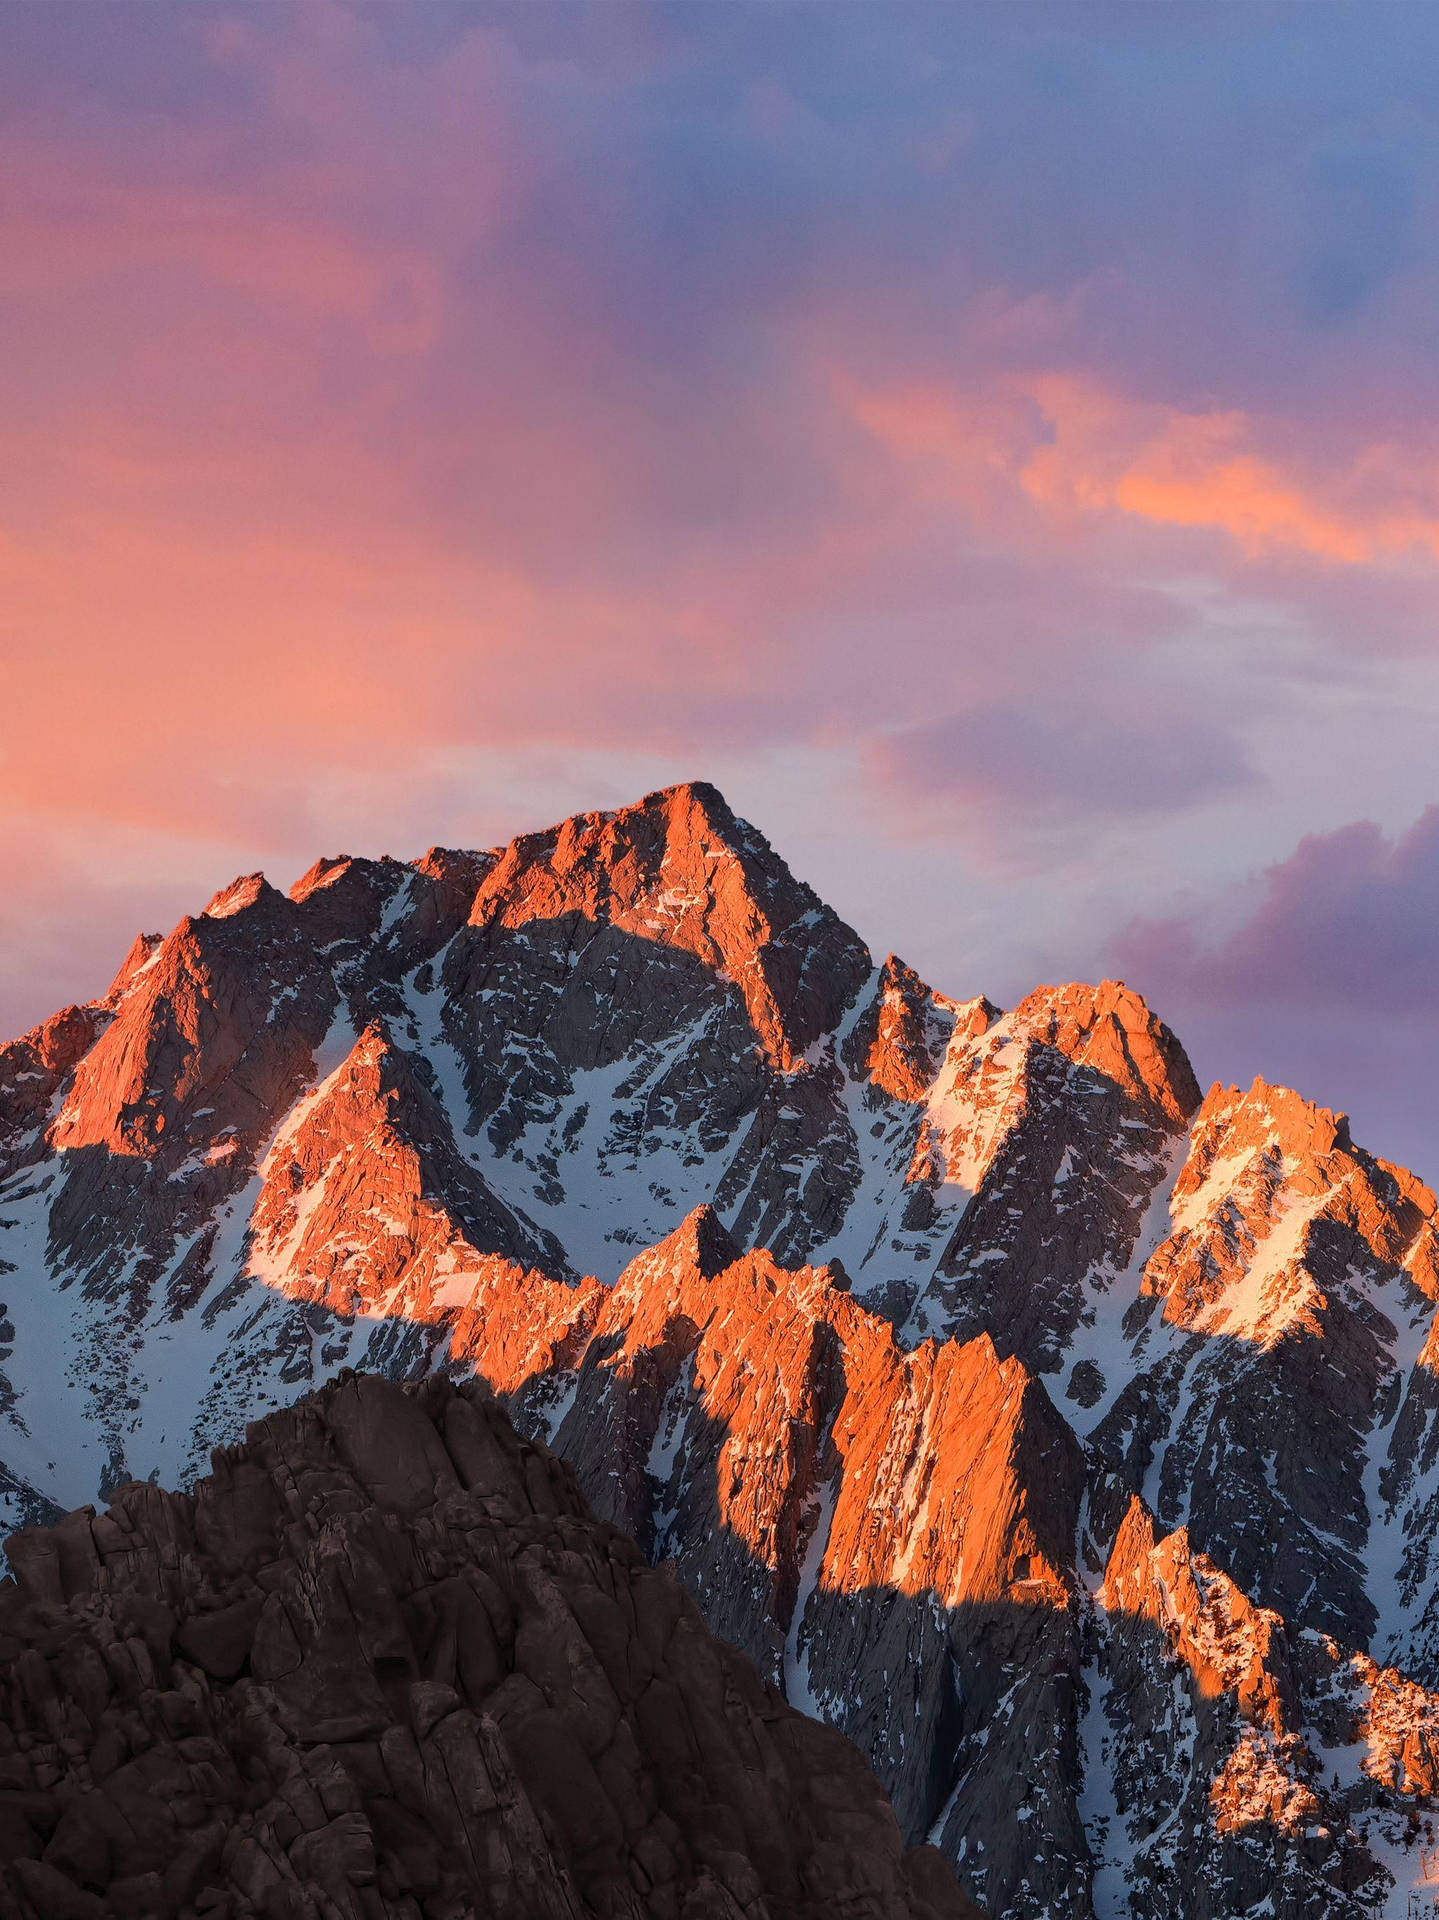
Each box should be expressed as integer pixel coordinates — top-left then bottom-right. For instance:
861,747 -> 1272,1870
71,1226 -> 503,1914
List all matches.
0,1372 -> 979,1920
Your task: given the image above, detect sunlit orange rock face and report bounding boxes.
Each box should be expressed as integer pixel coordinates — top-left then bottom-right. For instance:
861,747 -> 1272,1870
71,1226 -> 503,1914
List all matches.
1087,1071 -> 1439,1662
0,1004 -> 108,1176
845,954 -> 988,1104
249,1023 -> 572,1310
11,780 -> 1439,1915
515,1208 -> 1086,1918
464,782 -> 870,1075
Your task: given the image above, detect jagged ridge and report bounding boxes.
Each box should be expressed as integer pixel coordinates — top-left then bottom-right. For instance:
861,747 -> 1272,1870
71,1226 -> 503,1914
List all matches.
4,781 -> 1439,1915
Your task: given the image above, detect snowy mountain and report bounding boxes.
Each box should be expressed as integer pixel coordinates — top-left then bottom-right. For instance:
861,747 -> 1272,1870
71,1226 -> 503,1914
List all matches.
4,780 -> 1439,1917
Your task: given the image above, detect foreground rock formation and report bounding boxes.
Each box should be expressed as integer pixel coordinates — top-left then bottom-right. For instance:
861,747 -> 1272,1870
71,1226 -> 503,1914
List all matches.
0,1371 -> 975,1920
5,780 -> 1439,1914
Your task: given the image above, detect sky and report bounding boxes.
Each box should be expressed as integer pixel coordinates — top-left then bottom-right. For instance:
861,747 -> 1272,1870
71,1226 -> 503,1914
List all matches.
5,1 -> 1439,1175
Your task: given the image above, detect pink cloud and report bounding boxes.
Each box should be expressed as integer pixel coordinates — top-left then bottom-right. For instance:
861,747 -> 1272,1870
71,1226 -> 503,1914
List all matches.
1114,809 -> 1439,1018
1102,809 -> 1439,1177
847,367 -> 1439,569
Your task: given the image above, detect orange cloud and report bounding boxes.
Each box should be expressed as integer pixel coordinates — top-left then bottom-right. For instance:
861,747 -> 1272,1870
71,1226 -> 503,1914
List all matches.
848,366 -> 1439,567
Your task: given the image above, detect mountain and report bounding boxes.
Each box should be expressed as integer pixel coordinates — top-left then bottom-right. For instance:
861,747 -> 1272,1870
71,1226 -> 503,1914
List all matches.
4,779 -> 1439,1915
0,1369 -> 975,1920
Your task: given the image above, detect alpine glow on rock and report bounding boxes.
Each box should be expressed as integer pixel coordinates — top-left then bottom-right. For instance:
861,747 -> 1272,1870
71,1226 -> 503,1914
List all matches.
4,783 -> 1439,1917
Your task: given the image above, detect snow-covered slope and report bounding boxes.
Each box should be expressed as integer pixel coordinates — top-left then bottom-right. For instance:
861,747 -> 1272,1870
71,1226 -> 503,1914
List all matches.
5,779 -> 1439,1917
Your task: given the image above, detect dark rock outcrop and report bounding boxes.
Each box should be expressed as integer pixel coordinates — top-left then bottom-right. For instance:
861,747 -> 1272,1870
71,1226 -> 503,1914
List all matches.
0,1372 -> 978,1920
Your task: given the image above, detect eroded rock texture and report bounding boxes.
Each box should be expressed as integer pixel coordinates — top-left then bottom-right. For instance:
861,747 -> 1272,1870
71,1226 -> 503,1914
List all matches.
0,1372 -> 976,1920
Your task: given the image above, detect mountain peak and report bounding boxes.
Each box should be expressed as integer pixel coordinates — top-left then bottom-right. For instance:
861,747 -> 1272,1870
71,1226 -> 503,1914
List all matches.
413,844 -> 497,892
288,854 -> 355,902
202,871 -> 282,920
642,775 -> 734,821
250,1022 -> 570,1310
1012,976 -> 1201,1126
612,1204 -> 741,1300
467,780 -> 872,1068
1195,1076 -> 1354,1161
663,1201 -> 741,1279
105,929 -> 163,1000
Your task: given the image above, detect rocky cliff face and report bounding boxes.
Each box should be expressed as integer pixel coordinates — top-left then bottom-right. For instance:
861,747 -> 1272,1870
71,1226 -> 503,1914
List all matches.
5,780 -> 1439,1915
0,1370 -> 975,1920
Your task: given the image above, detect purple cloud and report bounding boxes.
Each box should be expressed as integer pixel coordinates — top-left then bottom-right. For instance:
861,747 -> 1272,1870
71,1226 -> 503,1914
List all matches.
1118,810 -> 1439,1016
869,702 -> 1258,829
1108,809 -> 1439,1176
